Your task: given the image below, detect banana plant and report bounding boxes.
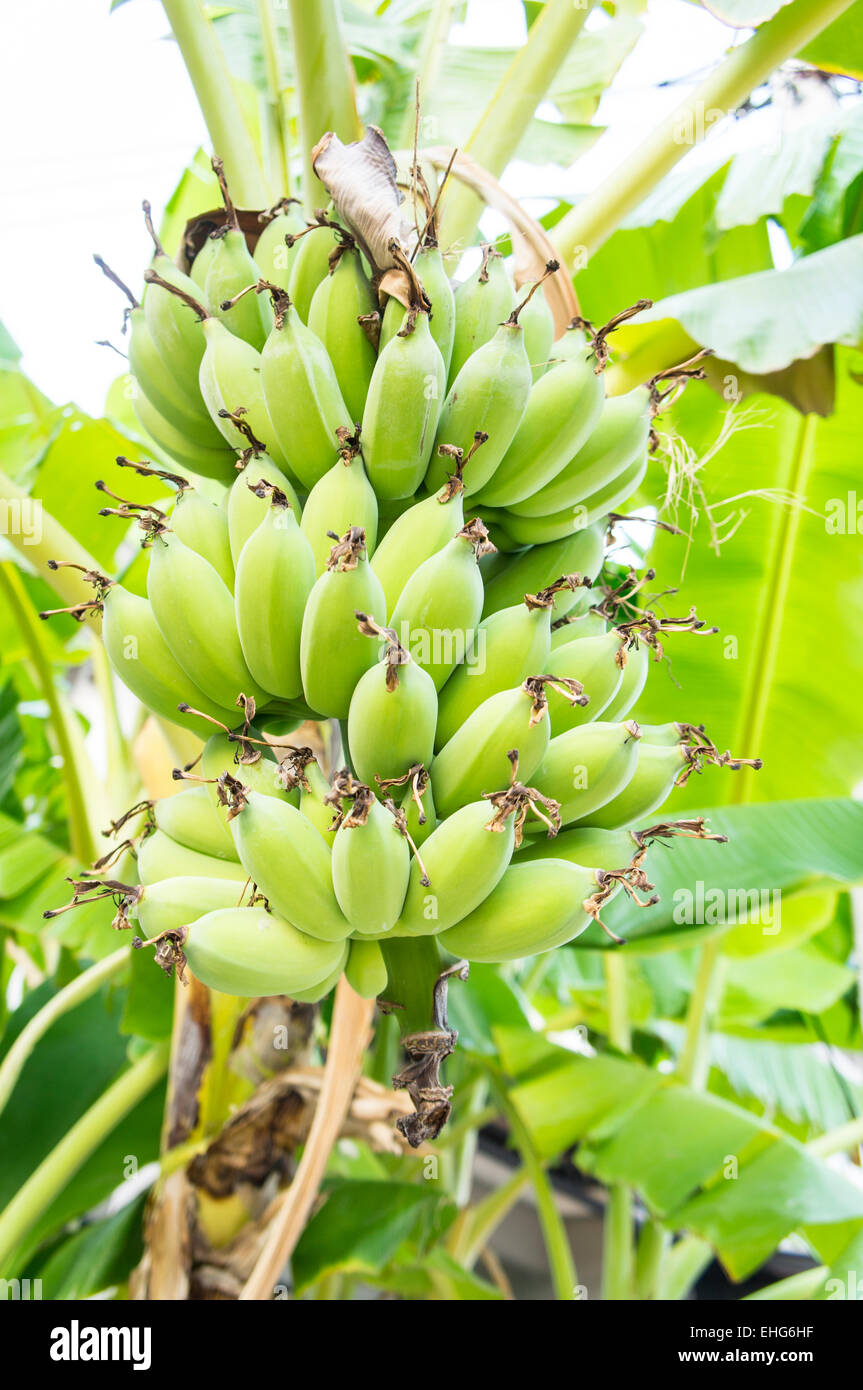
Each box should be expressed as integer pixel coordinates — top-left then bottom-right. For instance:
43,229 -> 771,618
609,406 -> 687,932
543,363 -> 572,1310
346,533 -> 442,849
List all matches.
0,0 -> 862,1304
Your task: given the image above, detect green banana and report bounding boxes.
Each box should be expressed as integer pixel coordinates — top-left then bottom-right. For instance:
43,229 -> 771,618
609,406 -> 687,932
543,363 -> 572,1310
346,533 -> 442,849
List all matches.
199,728 -> 296,815
438,858 -> 602,962
431,677 -> 584,819
389,518 -> 490,689
169,484 -> 234,591
395,764 -> 436,848
176,905 -> 348,997
369,455 -> 472,614
300,429 -> 378,573
585,740 -> 687,830
137,829 -> 248,886
549,607 -> 608,648
190,231 -> 220,290
347,615 -> 438,786
227,448 -> 301,565
299,755 -> 336,840
529,720 -> 642,828
330,775 -> 410,935
289,955 -> 347,1003
154,784 -> 237,860
345,938 -> 388,999
234,482 -> 316,699
395,771 -> 557,937
422,274 -> 557,497
308,243 -> 378,422
140,202 -> 210,398
508,386 -> 650,519
227,785 -> 353,942
472,326 -> 605,508
434,577 -> 579,749
288,219 -> 341,320
518,279 -> 555,383
259,283 -> 352,490
491,450 -> 647,546
147,527 -> 268,710
361,307 -> 446,502
448,245 -> 515,387
544,629 -> 626,733
299,527 -> 387,717
135,876 -> 244,944
97,579 -> 238,733
252,200 -> 305,292
601,641 -> 651,720
204,158 -> 272,348
380,244 -> 456,374
132,389 -> 236,483
481,524 -> 605,619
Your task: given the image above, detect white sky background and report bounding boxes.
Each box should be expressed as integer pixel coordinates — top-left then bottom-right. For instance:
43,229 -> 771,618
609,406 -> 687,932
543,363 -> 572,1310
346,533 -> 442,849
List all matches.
0,0 -> 811,416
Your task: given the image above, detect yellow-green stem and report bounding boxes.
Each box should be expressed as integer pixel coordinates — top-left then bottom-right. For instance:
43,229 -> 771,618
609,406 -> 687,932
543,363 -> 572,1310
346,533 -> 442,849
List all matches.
553,0 -> 856,265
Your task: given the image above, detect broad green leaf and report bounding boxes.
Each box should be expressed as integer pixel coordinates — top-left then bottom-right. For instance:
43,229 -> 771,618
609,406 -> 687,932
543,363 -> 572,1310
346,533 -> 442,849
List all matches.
26,1197 -> 145,1299
121,945 -> 174,1044
715,116 -> 837,230
509,1053 -> 662,1158
797,0 -> 863,77
720,941 -> 855,1022
708,1031 -> 863,1130
291,1180 -> 452,1294
634,359 -> 863,802
447,963 -> 530,1057
630,235 -> 863,372
720,890 -> 835,956
800,102 -> 863,250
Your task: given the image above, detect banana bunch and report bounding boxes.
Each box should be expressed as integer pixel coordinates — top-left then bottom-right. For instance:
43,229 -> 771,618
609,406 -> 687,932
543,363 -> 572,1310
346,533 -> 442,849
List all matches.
47,131 -> 761,1027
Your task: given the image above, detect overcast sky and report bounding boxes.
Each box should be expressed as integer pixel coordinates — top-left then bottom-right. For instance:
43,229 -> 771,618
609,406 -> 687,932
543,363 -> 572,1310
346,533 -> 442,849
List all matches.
0,0 -> 784,415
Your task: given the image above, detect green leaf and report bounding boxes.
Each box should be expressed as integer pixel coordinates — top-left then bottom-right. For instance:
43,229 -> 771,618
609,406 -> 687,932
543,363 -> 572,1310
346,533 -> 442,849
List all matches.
800,103 -> 863,250
121,945 -> 174,1044
720,942 -> 855,1022
291,1180 -> 452,1294
447,963 -> 530,1056
26,1197 -> 145,1299
632,235 -> 863,372
708,1031 -> 863,1130
797,0 -> 863,77
634,360 -> 863,802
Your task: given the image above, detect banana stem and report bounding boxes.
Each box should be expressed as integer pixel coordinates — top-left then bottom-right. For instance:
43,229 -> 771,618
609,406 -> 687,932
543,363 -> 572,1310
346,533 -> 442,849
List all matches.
807,1113 -> 863,1159
256,0 -> 291,197
286,0 -> 362,214
441,0 -> 595,253
161,0 -> 269,206
398,0 -> 459,149
380,936 -> 442,1034
635,1217 -> 669,1300
488,1070 -> 578,1301
0,1044 -> 169,1275
0,562 -> 98,865
552,0 -> 856,264
655,1234 -> 714,1301
0,948 -> 129,1121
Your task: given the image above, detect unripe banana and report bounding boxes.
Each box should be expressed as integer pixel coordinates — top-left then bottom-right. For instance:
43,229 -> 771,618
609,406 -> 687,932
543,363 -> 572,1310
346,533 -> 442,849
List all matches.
508,387 -> 650,519
175,905 -> 348,997
99,580 -> 238,733
132,389 -> 236,484
199,730 -> 295,817
395,764 -> 436,848
147,528 -> 268,710
227,785 -> 353,941
308,244 -> 377,422
154,784 -> 237,859
288,220 -> 341,320
369,459 -> 469,614
345,938 -> 388,999
389,518 -> 490,689
289,955 -> 347,1003
299,528 -> 387,717
492,450 -> 647,547
140,203 -> 210,393
423,275 -> 555,496
529,720 -> 642,829
300,429 -> 378,573
448,245 -> 516,387
472,328 -> 605,508
330,775 -> 410,935
380,244 -> 456,373
134,875 -> 242,940
361,308 -> 446,501
438,858 -> 601,962
234,482 -> 316,699
258,283 -> 352,490
395,771 -> 557,937
434,578 -> 579,750
549,607 -> 608,648
585,740 -> 687,830
299,756 -> 335,840
169,485 -> 234,591
347,616 -> 437,786
431,676 -> 584,818
253,200 -> 305,292
544,629 -> 626,734
638,722 -> 689,746
481,524 -> 605,619
518,280 -> 555,383
601,641 -> 651,720
137,829 -> 248,886
204,158 -> 272,348
227,449 -> 301,565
